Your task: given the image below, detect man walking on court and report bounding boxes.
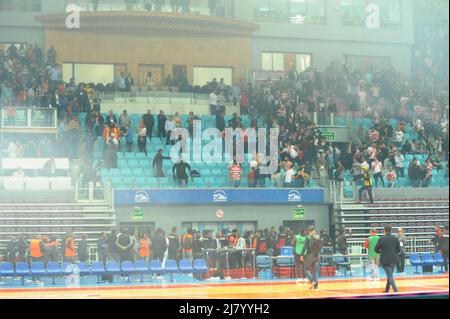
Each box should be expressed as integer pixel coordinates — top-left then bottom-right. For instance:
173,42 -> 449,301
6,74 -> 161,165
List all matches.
375,226 -> 401,293
364,228 -> 380,280
300,226 -> 323,290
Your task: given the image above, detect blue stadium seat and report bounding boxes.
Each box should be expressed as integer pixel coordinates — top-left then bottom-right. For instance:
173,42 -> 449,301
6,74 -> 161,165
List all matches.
105,261 -> 121,280
121,261 -> 135,282
110,168 -> 121,176
193,259 -> 208,275
409,254 -> 423,273
422,253 -> 435,266
77,262 -> 92,276
15,262 -> 31,285
117,159 -> 128,168
134,260 -> 149,281
178,259 -> 194,275
46,262 -> 61,284
30,262 -> 47,277
60,262 -> 74,276
164,260 -> 179,282
132,168 -> 143,175
120,168 -> 132,175
91,262 -> 106,283
128,159 -> 139,167
125,153 -> 136,159
0,262 -> 15,277
149,260 -> 165,277
136,152 -> 147,159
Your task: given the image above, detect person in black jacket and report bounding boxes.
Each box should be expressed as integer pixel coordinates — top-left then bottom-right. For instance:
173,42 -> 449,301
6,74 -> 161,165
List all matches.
77,234 -> 89,263
375,226 -> 401,293
408,159 -> 423,188
17,234 -> 28,262
157,110 -> 167,140
116,229 -> 133,262
152,149 -> 171,178
142,109 -> 154,141
167,227 -> 180,261
172,158 -> 191,188
151,228 -> 168,262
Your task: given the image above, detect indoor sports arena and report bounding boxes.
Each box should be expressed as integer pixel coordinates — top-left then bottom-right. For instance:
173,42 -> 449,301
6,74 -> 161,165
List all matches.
0,0 -> 448,302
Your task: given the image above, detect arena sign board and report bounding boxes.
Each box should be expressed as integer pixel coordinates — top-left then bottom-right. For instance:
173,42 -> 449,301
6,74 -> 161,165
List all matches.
114,189 -> 325,206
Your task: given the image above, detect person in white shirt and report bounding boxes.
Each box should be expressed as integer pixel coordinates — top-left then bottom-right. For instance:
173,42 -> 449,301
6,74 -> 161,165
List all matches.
209,91 -> 218,115
392,129 -> 404,147
231,233 -> 247,269
283,165 -> 296,188
371,157 -> 385,188
394,151 -> 405,177
164,115 -> 176,146
12,167 -> 26,178
5,140 -> 19,158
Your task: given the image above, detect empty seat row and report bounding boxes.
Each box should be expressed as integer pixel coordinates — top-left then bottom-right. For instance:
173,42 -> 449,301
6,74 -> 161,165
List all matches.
0,259 -> 208,285
409,253 -> 445,273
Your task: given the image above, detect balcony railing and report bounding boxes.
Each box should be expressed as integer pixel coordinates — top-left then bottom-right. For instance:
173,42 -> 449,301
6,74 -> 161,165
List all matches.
65,0 -> 232,18
0,107 -> 58,129
98,90 -> 211,105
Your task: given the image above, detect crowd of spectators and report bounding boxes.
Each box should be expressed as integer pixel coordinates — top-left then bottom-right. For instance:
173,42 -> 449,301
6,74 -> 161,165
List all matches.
3,224 -> 333,273
1,41 -> 449,190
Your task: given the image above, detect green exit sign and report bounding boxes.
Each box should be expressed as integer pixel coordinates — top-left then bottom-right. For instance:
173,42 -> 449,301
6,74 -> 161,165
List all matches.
293,207 -> 305,220
320,128 -> 336,142
131,208 -> 144,221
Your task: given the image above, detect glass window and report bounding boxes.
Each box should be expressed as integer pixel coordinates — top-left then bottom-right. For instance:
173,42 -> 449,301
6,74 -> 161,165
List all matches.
340,0 -> 401,28
193,67 -> 233,86
254,0 -> 326,24
262,53 -> 285,71
296,54 -> 311,73
0,0 -> 41,12
262,52 -> 311,72
63,63 -> 115,84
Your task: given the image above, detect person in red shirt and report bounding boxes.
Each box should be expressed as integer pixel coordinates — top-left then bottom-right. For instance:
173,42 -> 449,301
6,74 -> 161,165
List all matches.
229,161 -> 243,188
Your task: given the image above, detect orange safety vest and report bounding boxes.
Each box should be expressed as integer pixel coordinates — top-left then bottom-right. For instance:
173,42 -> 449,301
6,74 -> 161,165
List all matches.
139,238 -> 151,257
182,233 -> 193,253
65,238 -> 76,257
252,237 -> 258,249
29,239 -> 43,258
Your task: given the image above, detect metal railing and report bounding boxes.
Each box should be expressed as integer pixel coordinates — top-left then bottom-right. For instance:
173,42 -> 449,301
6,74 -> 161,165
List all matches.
98,91 -> 211,105
0,107 -> 58,129
66,0 -> 232,18
347,237 -> 436,257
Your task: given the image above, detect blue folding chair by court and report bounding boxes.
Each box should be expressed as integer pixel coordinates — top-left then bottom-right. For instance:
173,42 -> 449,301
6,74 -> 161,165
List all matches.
134,260 -> 149,282
164,259 -> 179,282
149,260 -> 165,280
46,262 -> 62,285
121,261 -> 135,282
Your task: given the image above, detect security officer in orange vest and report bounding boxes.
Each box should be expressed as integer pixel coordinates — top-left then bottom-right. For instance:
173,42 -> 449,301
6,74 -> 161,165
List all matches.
29,235 -> 46,282
64,232 -> 76,262
29,235 -> 45,263
139,233 -> 151,262
181,228 -> 194,260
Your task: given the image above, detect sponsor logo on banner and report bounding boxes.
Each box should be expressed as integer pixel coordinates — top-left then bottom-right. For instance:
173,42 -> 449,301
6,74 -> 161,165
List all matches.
213,190 -> 228,202
288,190 -> 302,202
134,191 -> 150,203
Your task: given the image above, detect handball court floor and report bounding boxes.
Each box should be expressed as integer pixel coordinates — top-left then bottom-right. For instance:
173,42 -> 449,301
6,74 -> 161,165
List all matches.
0,274 -> 448,299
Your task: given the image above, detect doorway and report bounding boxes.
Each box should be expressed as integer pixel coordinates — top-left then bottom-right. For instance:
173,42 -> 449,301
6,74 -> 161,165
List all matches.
120,222 -> 155,239
138,64 -> 164,88
283,220 -> 315,233
172,65 -> 187,87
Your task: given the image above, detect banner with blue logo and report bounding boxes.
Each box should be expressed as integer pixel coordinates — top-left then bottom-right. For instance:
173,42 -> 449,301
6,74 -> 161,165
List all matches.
114,189 -> 325,206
